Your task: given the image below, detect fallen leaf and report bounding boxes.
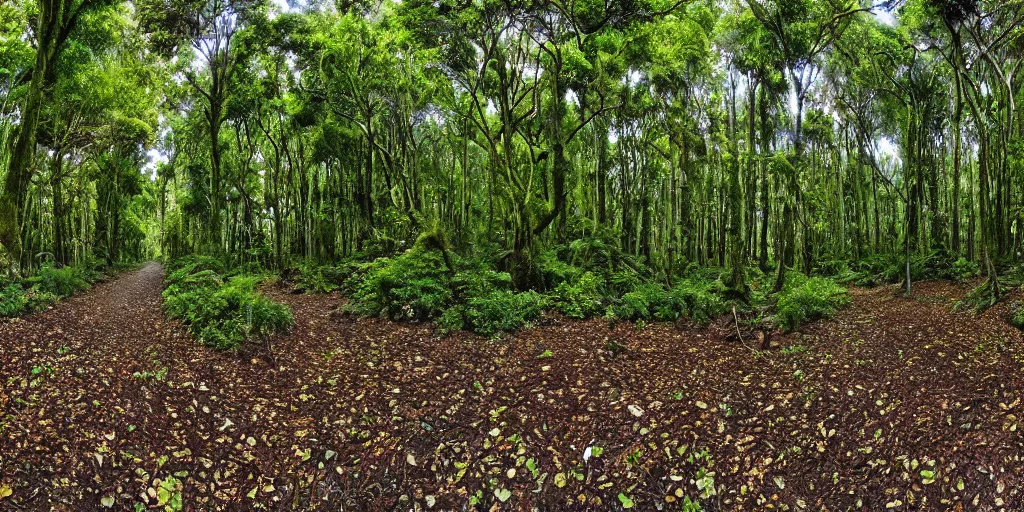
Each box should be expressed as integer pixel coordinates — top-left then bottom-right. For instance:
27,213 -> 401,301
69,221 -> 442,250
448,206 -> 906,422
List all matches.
494,488 -> 512,502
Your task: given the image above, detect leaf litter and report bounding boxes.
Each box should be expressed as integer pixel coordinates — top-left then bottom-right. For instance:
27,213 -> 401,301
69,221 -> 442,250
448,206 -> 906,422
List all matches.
0,266 -> 1023,510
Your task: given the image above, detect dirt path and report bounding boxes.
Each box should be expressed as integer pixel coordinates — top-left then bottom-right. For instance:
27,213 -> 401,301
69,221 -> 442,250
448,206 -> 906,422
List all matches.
2,265 -> 1024,511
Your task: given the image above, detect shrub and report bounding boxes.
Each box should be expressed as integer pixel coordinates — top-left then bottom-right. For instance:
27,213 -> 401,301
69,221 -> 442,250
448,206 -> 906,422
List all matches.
1011,304 -> 1024,330
166,254 -> 227,278
841,251 -> 980,287
230,260 -> 267,277
26,263 -> 92,298
163,258 -> 292,350
537,251 -> 585,289
24,289 -> 60,312
441,267 -> 544,336
948,257 -> 979,281
537,231 -> 654,296
549,271 -> 604,318
347,249 -> 452,320
814,259 -> 851,279
451,265 -> 512,298
0,283 -> 28,317
774,277 -> 850,331
463,290 -> 545,336
666,278 -> 728,324
607,277 -> 729,324
436,306 -> 466,333
608,283 -> 670,321
294,264 -> 350,294
1,263 -> 97,317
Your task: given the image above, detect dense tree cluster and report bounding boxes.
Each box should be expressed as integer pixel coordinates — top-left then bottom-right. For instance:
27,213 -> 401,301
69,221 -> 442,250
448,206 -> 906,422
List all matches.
2,0 -> 1022,303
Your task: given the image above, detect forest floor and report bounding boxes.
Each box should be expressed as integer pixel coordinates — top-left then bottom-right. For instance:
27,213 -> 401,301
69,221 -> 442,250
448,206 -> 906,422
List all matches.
2,263 -> 1024,511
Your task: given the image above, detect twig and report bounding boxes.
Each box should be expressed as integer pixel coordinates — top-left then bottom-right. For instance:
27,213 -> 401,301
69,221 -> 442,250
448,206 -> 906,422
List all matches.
733,306 -> 761,355
732,306 -> 745,346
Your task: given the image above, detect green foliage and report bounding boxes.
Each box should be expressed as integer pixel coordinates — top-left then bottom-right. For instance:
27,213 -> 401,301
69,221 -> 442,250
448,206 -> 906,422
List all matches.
833,251 -> 980,287
0,263 -> 98,317
666,277 -> 728,324
24,289 -> 61,312
780,344 -> 808,355
463,290 -> 545,337
948,257 -> 980,282
346,244 -> 548,336
294,264 -> 350,294
346,249 -> 452,320
25,263 -> 93,298
607,277 -> 726,324
548,271 -> 605,318
0,283 -> 28,317
435,306 -> 465,333
609,283 -> 670,321
163,256 -> 293,350
1010,304 -> 1024,330
774,276 -> 850,332
537,230 -> 653,298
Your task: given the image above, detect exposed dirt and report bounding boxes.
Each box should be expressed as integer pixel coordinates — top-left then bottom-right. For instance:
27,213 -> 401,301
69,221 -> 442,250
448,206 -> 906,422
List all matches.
2,263 -> 1023,511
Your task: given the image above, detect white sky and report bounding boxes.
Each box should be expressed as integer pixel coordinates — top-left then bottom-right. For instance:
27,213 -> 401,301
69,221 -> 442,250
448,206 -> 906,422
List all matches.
872,4 -> 898,27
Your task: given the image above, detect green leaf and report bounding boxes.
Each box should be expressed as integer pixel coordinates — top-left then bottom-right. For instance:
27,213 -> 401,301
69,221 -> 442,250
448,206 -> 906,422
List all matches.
618,493 -> 634,509
157,487 -> 170,505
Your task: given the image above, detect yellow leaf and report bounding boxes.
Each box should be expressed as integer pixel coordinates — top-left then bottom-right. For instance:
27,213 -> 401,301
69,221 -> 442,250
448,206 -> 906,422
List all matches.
0,485 -> 12,499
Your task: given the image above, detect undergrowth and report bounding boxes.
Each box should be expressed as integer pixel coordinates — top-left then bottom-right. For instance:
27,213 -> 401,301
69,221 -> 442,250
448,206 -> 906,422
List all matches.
0,262 -> 97,318
825,249 -> 978,287
774,275 -> 851,332
163,256 -> 293,350
326,229 -> 852,337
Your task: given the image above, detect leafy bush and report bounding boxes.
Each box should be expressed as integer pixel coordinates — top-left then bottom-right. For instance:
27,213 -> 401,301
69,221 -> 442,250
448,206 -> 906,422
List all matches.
948,257 -> 979,281
344,230 -> 731,333
838,251 -> 980,287
230,259 -> 268,278
608,283 -> 670,321
24,289 -> 60,312
1011,304 -> 1024,330
463,289 -> 545,336
346,243 -> 550,336
0,283 -> 28,317
537,231 -> 653,297
294,264 -> 352,294
25,263 -> 92,298
774,276 -> 850,331
163,257 -> 292,350
435,306 -> 466,333
0,263 -> 98,317
166,254 -> 227,277
536,251 -> 585,289
548,271 -> 605,318
666,278 -> 728,324
346,249 -> 452,320
607,277 -> 728,324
